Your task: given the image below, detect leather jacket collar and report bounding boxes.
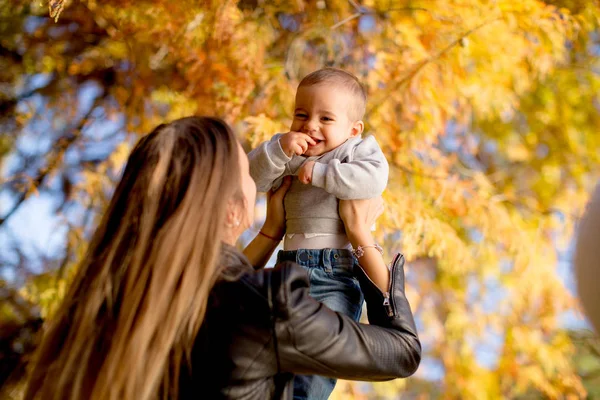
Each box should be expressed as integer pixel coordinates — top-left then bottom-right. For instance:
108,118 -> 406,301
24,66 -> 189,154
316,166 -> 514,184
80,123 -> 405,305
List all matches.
218,243 -> 253,282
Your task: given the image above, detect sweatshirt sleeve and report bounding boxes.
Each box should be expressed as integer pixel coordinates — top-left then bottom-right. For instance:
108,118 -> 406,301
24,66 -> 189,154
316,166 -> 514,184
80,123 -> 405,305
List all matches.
311,136 -> 389,200
248,134 -> 292,192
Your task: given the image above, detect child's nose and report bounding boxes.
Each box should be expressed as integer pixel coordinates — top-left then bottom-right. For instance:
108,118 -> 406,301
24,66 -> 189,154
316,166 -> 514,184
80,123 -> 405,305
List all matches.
303,119 -> 318,132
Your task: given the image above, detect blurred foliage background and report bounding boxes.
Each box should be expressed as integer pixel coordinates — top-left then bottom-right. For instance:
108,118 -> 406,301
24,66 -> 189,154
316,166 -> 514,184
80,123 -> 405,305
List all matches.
1,0 -> 600,398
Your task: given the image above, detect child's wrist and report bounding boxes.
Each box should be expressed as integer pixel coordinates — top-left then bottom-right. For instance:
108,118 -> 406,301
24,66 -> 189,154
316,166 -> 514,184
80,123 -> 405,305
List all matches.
277,138 -> 291,157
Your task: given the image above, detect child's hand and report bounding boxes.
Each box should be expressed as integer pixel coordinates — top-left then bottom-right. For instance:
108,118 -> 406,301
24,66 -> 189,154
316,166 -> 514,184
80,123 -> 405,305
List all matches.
279,131 -> 316,157
298,160 -> 315,184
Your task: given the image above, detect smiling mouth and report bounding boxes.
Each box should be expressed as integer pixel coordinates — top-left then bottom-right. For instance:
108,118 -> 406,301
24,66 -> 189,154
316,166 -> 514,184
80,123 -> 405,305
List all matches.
309,138 -> 324,146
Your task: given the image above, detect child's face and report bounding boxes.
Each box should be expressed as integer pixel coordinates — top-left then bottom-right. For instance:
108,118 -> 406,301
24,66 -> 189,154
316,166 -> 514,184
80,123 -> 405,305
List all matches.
290,84 -> 362,157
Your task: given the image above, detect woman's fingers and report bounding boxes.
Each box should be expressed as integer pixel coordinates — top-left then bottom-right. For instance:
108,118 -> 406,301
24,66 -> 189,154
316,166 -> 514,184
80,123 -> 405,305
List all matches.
364,196 -> 384,226
339,197 -> 386,229
271,176 -> 292,201
377,196 -> 384,216
374,197 -> 385,222
279,175 -> 292,192
264,176 -> 292,238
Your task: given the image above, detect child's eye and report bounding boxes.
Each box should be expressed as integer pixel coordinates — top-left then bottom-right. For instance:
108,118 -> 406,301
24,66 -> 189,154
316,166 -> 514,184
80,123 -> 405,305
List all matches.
295,113 -> 308,119
322,117 -> 333,121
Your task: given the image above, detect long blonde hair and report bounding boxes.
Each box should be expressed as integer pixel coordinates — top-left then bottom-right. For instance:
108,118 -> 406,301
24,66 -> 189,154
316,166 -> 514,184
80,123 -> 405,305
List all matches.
25,117 -> 242,400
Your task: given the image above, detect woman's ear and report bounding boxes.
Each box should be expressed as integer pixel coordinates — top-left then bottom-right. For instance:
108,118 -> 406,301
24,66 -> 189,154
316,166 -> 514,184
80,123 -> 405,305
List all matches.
225,201 -> 241,228
350,120 -> 364,137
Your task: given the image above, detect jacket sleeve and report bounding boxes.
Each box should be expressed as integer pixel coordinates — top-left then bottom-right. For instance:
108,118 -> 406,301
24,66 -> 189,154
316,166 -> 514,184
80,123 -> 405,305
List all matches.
271,256 -> 421,381
248,134 -> 292,192
310,136 -> 389,200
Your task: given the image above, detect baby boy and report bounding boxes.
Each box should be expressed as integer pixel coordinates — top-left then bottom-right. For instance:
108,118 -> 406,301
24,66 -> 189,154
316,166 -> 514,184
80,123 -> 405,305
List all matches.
248,67 -> 388,400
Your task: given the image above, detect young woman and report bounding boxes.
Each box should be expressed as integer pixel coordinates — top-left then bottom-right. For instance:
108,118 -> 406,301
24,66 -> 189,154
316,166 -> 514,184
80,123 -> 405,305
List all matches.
574,182 -> 600,333
24,116 -> 420,400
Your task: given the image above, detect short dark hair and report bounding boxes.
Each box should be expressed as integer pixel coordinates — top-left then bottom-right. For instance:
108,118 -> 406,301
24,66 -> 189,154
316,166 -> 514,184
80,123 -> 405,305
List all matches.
298,67 -> 367,120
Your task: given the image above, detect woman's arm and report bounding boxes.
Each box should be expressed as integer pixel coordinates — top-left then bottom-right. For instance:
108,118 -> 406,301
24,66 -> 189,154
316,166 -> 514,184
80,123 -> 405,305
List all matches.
339,197 -> 389,292
243,232 -> 280,270
266,196 -> 420,380
270,257 -> 420,381
243,177 -> 291,269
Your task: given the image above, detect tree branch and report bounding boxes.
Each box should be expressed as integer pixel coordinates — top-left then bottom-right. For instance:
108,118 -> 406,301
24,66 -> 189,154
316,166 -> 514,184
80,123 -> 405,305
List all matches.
332,1 -> 429,29
366,18 -> 500,117
0,74 -> 58,115
0,90 -> 108,228
395,163 -> 449,180
331,13 -> 361,30
0,43 -> 23,62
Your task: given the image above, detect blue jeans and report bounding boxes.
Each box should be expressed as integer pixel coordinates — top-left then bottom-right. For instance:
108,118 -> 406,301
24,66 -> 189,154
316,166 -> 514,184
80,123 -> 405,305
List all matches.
277,248 -> 364,400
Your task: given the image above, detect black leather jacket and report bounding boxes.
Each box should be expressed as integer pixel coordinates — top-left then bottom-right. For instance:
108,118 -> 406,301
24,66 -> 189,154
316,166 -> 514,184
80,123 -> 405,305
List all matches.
179,247 -> 421,399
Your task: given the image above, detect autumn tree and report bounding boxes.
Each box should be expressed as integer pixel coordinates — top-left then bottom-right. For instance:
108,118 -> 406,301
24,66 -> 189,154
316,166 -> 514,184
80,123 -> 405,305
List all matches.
1,0 -> 600,398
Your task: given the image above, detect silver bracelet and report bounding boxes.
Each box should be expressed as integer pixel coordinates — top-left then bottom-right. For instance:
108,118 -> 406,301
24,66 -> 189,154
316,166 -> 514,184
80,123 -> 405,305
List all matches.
352,244 -> 384,258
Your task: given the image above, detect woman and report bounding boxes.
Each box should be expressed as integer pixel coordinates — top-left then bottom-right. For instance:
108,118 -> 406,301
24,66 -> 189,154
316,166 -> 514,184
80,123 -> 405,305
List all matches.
574,182 -> 600,333
24,116 -> 420,400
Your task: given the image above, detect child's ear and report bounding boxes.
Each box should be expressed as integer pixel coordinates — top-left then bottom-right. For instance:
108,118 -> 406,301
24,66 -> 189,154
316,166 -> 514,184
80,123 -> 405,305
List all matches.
350,120 -> 364,137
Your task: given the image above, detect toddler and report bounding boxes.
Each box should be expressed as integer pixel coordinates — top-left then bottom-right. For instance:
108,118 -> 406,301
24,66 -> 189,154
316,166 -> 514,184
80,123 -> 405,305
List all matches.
248,67 -> 389,400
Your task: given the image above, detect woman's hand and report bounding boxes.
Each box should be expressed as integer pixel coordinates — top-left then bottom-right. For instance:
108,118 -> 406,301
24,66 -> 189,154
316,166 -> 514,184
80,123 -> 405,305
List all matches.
244,177 -> 292,269
339,197 -> 384,233
339,196 -> 388,292
261,176 -> 292,239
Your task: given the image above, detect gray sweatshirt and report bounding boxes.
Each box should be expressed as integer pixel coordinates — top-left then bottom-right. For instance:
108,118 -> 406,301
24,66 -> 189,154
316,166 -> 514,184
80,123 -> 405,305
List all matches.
248,134 -> 389,235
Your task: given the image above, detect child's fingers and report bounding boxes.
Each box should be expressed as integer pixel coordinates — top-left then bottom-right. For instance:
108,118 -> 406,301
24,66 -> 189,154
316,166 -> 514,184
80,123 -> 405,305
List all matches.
304,135 -> 317,145
291,132 -> 316,146
295,141 -> 308,155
